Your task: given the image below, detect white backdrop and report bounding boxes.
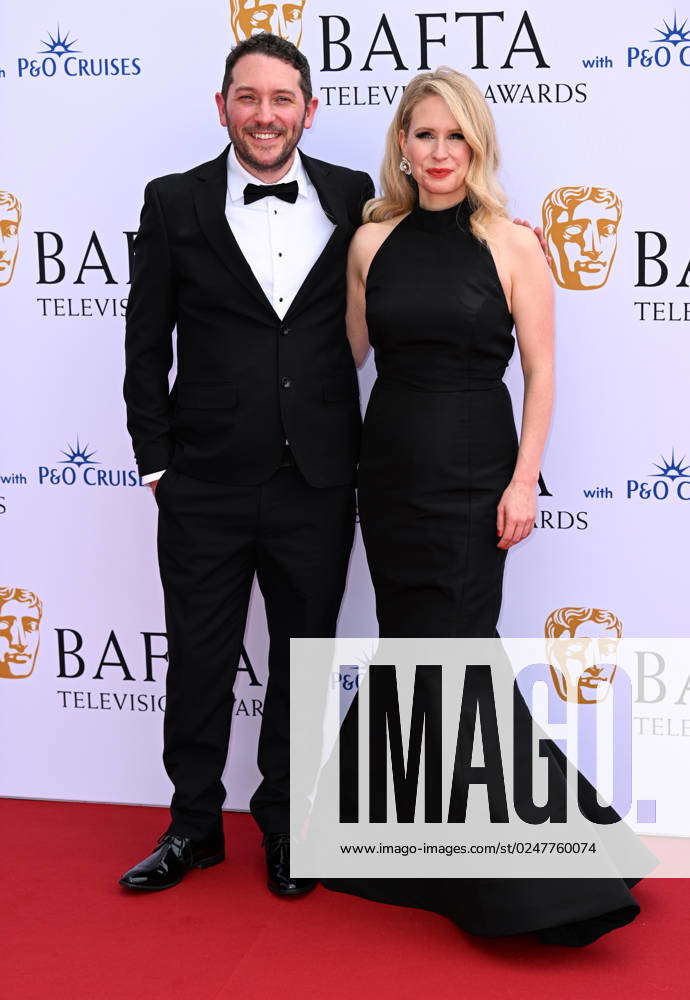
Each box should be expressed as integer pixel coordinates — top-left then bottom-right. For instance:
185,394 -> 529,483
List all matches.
2,1 -> 689,827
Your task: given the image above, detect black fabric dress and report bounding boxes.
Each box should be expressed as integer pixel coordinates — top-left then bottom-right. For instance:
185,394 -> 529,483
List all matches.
322,197 -> 651,945
358,196 -> 518,638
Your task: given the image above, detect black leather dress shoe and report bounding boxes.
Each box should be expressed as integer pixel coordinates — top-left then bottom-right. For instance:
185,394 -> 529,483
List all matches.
119,831 -> 225,891
262,833 -> 318,896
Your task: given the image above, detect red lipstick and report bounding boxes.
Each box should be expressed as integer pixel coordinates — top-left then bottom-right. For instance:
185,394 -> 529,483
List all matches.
427,168 -> 453,178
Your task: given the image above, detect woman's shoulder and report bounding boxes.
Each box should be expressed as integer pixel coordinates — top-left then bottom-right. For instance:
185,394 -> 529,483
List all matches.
356,213 -> 408,238
484,214 -> 542,257
352,214 -> 408,257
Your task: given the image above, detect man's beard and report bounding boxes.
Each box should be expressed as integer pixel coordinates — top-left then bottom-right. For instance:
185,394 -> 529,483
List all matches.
227,116 -> 306,175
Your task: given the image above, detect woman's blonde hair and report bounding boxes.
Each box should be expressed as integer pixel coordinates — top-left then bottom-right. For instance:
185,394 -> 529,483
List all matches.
363,67 -> 508,243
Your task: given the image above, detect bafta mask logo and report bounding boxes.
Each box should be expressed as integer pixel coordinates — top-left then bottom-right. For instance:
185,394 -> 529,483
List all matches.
0,191 -> 22,287
230,0 -> 307,46
0,587 -> 43,679
545,605 -> 622,704
542,186 -> 622,290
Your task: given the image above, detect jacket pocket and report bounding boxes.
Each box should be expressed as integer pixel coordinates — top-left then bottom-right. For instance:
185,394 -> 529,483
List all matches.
153,468 -> 175,506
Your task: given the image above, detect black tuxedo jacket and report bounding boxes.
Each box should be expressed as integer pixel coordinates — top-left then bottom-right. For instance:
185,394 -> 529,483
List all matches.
123,145 -> 374,487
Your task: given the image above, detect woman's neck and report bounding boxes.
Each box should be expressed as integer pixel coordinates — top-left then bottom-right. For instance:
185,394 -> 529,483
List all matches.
417,186 -> 467,211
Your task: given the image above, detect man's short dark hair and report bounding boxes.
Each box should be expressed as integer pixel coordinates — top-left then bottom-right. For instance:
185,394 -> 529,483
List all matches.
221,34 -> 312,106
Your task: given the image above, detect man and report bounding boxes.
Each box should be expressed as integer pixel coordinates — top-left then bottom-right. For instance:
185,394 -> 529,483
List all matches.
120,33 -> 373,895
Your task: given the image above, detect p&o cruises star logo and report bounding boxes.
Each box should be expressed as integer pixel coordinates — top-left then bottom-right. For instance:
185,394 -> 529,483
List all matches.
59,437 -> 98,467
38,25 -> 81,58
38,436 -> 141,488
628,11 -> 690,67
627,448 -> 690,501
650,449 -> 690,480
651,12 -> 690,45
17,25 -> 141,79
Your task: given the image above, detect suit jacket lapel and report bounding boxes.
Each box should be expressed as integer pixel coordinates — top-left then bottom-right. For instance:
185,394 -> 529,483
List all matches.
283,151 -> 355,323
192,145 -> 276,316
192,145 -> 355,324
299,151 -> 351,229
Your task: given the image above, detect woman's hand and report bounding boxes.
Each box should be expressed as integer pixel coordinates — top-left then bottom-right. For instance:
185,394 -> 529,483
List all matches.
496,480 -> 536,550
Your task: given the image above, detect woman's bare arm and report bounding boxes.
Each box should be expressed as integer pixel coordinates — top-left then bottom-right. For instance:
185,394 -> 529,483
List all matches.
346,218 -> 407,368
488,221 -> 555,549
345,227 -> 371,368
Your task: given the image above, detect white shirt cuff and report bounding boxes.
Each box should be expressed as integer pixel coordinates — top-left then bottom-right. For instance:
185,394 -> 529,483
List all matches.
141,470 -> 166,484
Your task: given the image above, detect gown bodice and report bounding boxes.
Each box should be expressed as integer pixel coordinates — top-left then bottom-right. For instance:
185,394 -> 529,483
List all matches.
365,197 -> 515,391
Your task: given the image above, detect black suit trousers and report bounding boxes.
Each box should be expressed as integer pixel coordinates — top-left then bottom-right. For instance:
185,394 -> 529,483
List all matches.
155,462 -> 355,838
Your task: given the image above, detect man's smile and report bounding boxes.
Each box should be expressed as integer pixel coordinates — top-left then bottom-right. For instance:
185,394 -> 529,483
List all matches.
247,130 -> 284,141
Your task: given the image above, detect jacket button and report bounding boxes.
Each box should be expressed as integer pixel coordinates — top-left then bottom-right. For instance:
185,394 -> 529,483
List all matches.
280,326 -> 290,336
281,377 -> 292,389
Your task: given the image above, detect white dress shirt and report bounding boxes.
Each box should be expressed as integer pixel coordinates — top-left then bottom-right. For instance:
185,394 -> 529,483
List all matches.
226,143 -> 335,318
142,145 -> 336,485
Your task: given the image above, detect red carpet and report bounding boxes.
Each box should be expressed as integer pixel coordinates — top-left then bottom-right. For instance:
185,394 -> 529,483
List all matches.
1,798 -> 684,999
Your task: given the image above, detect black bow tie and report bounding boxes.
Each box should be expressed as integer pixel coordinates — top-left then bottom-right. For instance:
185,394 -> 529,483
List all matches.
243,180 -> 299,205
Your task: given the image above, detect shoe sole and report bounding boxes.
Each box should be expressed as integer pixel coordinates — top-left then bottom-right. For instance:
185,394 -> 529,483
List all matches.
119,852 -> 225,891
267,881 -> 318,897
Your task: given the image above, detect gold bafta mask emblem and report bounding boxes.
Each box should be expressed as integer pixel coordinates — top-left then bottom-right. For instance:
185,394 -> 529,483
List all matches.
544,606 -> 622,704
0,587 -> 43,679
230,0 -> 307,46
0,191 -> 21,287
542,186 -> 622,290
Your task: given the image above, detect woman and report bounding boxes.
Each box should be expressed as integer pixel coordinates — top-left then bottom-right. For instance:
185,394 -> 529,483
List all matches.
322,68 -> 648,946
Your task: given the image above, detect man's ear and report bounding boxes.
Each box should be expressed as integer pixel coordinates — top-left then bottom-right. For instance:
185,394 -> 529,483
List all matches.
303,96 -> 319,129
215,92 -> 228,127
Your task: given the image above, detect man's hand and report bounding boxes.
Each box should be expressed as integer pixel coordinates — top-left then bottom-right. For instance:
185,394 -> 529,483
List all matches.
512,218 -> 551,267
144,470 -> 166,495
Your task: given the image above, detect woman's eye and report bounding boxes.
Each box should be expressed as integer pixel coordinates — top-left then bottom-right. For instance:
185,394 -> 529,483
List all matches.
414,131 -> 464,140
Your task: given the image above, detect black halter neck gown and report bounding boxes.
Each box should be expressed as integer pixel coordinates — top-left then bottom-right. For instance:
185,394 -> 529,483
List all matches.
358,195 -> 518,639
322,197 -> 648,945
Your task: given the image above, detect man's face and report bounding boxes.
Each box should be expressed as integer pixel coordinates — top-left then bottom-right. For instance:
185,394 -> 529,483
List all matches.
0,598 -> 41,679
231,0 -> 307,46
546,198 -> 620,290
548,621 -> 619,704
0,200 -> 20,287
215,53 -> 317,177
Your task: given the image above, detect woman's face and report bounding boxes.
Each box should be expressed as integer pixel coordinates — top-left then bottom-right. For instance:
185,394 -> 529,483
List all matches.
400,95 -> 472,205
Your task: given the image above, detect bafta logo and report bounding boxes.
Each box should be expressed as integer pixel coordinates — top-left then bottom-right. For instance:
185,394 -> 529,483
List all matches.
0,587 -> 43,679
542,186 -> 622,290
0,191 -> 21,287
230,0 -> 307,46
545,605 -> 621,704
